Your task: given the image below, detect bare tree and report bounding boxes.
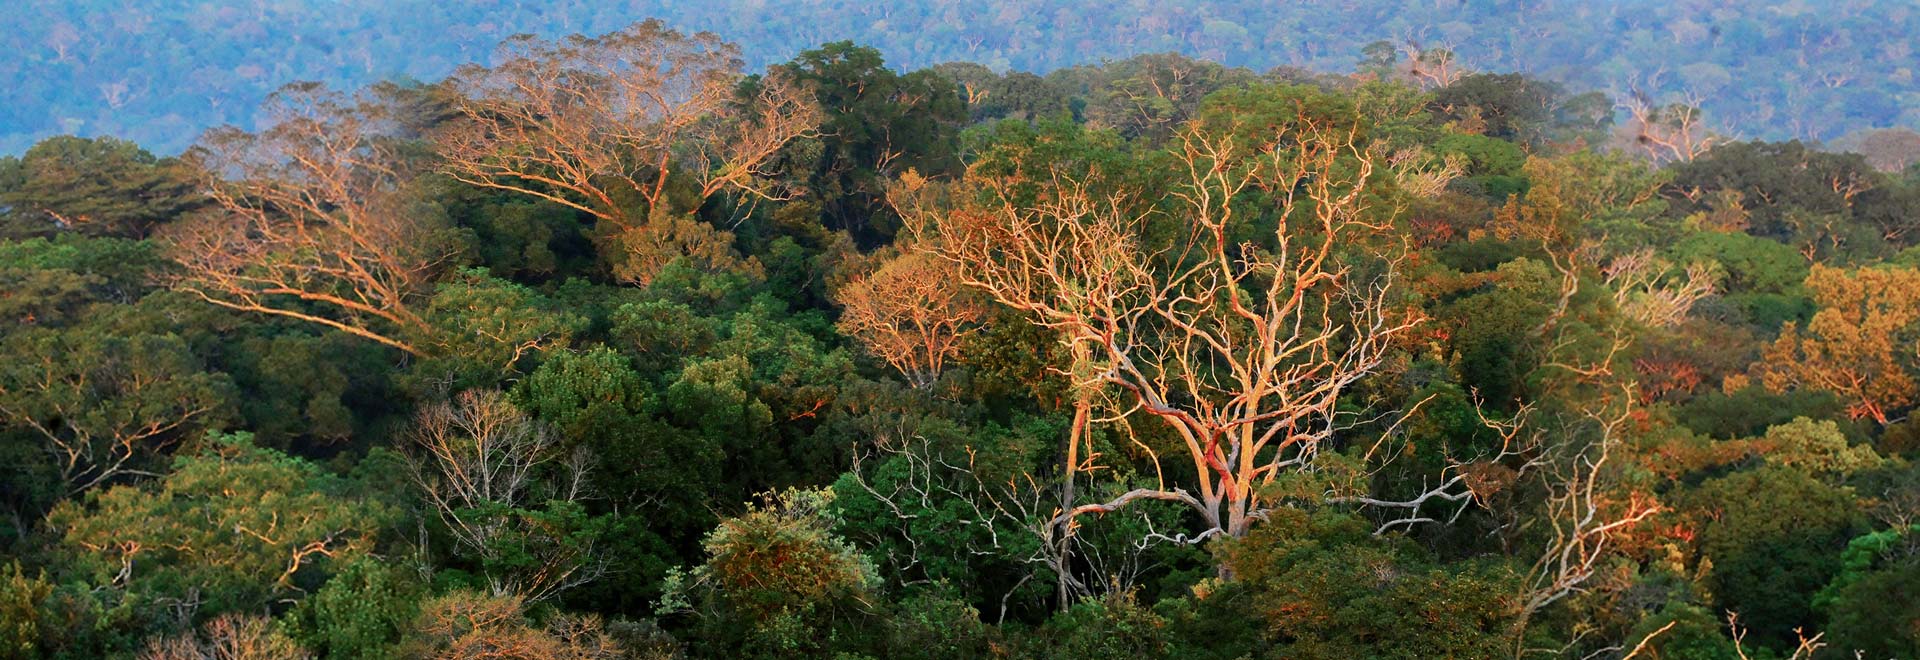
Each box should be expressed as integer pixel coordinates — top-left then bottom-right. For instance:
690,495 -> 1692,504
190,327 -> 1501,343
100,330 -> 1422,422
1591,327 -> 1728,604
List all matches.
900,104 -> 1440,542
406,389 -> 601,603
435,20 -> 821,271
161,83 -> 455,355
1399,40 -> 1468,88
1617,90 -> 1722,163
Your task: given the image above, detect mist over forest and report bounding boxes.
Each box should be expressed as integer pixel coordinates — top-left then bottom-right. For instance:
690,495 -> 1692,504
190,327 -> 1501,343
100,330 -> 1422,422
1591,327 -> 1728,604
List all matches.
3,0 -> 1917,153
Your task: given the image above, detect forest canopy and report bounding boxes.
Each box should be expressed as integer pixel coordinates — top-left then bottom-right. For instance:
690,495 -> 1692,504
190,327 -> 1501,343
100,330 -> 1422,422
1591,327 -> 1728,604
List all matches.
2,13 -> 1920,660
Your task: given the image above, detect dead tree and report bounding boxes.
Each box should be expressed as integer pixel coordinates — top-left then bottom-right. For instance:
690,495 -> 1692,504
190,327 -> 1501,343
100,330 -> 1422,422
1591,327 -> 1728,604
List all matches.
1618,91 -> 1721,164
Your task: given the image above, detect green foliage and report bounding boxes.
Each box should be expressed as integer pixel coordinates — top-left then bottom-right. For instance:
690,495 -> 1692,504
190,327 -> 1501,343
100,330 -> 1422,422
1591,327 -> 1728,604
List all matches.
285,557 -> 425,659
1206,509 -> 1518,659
0,236 -> 163,326
665,488 -> 878,656
1021,592 -> 1170,659
1436,257 -> 1558,407
1430,73 -> 1564,143
221,332 -> 387,448
776,42 -> 965,243
829,411 -> 1057,610
0,136 -> 201,238
1668,141 -> 1892,261
1670,231 -> 1811,327
48,433 -> 388,631
0,562 -> 53,660
1820,552 -> 1920,658
1757,417 -> 1883,477
875,593 -> 1000,659
1434,132 -> 1527,181
0,321 -> 235,494
1671,386 -> 1841,439
1620,602 -> 1741,660
1684,466 -> 1865,648
517,347 -> 715,537
413,268 -> 587,387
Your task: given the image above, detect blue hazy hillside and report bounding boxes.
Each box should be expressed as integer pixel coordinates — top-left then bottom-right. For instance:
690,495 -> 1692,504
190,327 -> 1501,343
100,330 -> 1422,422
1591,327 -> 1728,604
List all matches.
3,0 -> 1915,154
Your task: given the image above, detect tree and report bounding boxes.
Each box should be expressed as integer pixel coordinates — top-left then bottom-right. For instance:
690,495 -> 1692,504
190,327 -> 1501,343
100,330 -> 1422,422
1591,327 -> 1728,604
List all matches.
0,136 -> 202,238
436,20 -> 821,281
399,590 -> 626,660
901,86 -> 1436,541
1665,141 -> 1883,254
1618,96 -> 1720,164
1201,509 -> 1519,659
1755,264 -> 1920,425
1828,127 -> 1920,173
405,389 -> 604,603
515,346 -> 715,525
285,557 -> 425,660
414,269 -> 586,383
1075,53 -> 1258,144
160,83 -> 459,355
1430,73 -> 1563,143
140,614 -> 311,660
833,249 -> 987,387
776,42 -> 966,242
0,326 -> 232,494
661,488 -> 877,656
1684,466 -> 1862,649
50,433 -> 386,619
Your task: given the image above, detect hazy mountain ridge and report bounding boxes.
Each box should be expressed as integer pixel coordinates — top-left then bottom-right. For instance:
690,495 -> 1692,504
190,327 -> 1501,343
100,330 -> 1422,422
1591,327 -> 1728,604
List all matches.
3,0 -> 1915,154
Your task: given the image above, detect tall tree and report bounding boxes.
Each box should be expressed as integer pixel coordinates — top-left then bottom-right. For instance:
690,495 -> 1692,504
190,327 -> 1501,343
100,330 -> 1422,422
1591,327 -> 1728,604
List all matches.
436,21 -> 820,283
901,86 -> 1439,540
160,83 -> 459,355
0,136 -> 202,238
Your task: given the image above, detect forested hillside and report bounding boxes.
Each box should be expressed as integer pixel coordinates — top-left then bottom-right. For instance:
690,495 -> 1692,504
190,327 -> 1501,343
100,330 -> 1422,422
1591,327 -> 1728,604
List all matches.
3,16 -> 1920,660
5,0 -> 1919,154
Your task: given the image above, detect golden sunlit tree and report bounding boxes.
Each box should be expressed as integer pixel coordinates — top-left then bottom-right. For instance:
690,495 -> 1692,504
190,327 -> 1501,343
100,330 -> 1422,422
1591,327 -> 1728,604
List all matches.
402,591 -> 626,660
1756,264 -> 1920,425
899,87 -> 1438,540
160,83 -> 458,356
833,249 -> 988,388
435,20 -> 820,284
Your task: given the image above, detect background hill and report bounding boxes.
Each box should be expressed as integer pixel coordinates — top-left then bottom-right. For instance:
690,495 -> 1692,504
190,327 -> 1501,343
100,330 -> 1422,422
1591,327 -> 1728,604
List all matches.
2,0 -> 1916,155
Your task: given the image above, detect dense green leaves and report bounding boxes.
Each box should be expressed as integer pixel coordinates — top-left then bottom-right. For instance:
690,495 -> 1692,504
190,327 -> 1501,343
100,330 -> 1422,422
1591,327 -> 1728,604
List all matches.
0,24 -> 1914,660
48,433 -> 388,644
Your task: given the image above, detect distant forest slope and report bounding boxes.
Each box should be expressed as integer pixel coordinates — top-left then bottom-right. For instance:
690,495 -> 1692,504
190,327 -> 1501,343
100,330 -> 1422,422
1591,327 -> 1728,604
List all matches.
3,0 -> 1915,154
